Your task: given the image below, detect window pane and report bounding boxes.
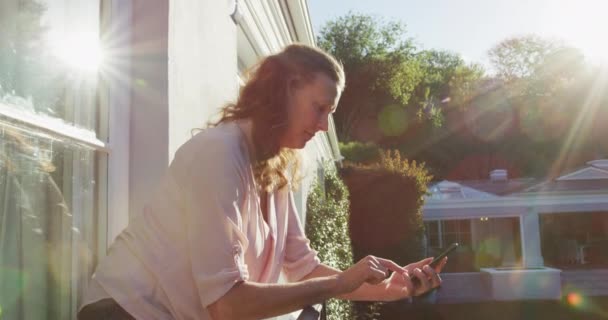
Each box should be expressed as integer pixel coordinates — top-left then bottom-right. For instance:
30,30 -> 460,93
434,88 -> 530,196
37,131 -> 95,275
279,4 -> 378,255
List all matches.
0,0 -> 100,131
444,220 -> 458,233
445,234 -> 459,246
460,233 -> 472,246
0,117 -> 102,319
459,219 -> 470,231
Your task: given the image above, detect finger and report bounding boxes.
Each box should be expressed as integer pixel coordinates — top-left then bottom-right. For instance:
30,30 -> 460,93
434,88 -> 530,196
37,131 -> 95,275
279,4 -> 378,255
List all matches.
423,265 -> 442,288
376,258 -> 407,275
368,266 -> 388,285
434,257 -> 448,273
366,256 -> 382,271
401,271 -> 415,296
368,256 -> 391,279
406,258 -> 433,272
412,268 -> 431,293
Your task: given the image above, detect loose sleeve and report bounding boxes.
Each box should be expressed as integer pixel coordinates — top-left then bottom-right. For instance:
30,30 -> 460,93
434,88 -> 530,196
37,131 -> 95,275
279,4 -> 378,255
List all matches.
282,190 -> 320,282
171,136 -> 250,308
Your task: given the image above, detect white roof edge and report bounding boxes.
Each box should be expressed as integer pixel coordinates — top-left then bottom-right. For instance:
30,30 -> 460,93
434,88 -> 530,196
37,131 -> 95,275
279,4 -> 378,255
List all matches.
556,166 -> 608,181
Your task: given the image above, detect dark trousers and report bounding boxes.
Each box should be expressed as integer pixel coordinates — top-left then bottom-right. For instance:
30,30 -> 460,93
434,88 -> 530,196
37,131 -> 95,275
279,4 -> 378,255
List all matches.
77,298 -> 136,320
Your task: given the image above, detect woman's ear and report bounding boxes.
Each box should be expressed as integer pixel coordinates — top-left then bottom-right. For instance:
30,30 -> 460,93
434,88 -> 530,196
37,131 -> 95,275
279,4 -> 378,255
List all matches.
286,76 -> 301,99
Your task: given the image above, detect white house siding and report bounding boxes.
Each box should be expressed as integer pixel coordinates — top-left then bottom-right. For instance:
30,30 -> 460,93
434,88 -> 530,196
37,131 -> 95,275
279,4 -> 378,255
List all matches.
127,0 -> 171,234
168,0 -> 238,159
127,0 -> 238,232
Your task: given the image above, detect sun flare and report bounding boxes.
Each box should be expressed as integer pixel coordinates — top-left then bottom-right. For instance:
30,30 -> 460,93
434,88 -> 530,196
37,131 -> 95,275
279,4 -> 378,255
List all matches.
541,0 -> 608,64
47,31 -> 104,72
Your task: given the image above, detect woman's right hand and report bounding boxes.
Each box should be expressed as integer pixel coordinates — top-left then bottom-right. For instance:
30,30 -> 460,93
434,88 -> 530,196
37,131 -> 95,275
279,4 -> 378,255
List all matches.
333,255 -> 406,295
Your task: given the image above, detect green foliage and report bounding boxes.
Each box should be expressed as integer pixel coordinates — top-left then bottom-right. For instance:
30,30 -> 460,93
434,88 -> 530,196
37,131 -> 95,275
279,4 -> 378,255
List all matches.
488,35 -> 563,81
340,150 -> 432,320
448,63 -> 486,109
317,13 -> 416,67
305,163 -> 354,320
395,34 -> 604,181
320,14 -> 608,180
377,149 -> 433,190
317,13 -> 424,142
488,36 -> 588,103
339,141 -> 381,164
317,13 -> 484,144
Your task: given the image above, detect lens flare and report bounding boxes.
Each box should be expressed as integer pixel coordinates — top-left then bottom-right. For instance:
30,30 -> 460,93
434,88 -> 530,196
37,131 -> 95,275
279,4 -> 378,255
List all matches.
567,292 -> 583,307
378,105 -> 408,137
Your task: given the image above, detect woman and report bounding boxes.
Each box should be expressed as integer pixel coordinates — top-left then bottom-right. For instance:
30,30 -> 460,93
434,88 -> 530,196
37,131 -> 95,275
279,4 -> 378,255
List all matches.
78,44 -> 446,320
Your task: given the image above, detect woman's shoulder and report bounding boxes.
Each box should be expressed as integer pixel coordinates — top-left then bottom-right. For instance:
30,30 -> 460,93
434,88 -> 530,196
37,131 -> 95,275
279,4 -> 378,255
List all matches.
180,122 -> 242,155
172,121 -> 247,167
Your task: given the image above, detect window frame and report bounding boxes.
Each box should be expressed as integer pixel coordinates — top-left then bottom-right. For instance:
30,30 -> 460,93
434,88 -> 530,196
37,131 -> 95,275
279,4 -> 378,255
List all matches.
99,0 -> 132,252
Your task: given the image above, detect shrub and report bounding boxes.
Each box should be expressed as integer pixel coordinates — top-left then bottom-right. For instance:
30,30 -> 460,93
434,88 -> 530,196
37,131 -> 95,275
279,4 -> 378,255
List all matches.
339,150 -> 432,319
305,162 -> 354,320
339,141 -> 381,164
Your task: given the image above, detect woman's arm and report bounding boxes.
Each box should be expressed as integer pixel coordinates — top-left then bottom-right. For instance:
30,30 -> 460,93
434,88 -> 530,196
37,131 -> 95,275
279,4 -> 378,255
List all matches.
300,264 -> 380,301
207,275 -> 339,320
301,257 -> 447,302
207,255 -> 403,320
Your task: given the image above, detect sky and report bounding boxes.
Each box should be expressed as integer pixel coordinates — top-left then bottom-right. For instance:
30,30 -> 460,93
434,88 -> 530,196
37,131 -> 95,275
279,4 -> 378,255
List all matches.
308,0 -> 608,68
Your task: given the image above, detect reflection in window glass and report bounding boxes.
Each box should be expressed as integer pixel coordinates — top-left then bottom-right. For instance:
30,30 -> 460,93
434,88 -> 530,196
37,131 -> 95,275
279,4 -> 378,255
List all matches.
0,118 -> 102,319
0,0 -> 101,131
0,1 -> 104,318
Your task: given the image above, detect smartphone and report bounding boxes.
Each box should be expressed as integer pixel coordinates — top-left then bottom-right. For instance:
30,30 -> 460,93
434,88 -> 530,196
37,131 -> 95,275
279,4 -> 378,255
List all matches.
411,242 -> 458,286
429,242 -> 459,268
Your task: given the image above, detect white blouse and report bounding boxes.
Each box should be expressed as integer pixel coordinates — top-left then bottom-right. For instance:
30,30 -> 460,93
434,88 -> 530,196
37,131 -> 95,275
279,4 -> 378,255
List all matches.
81,121 -> 320,319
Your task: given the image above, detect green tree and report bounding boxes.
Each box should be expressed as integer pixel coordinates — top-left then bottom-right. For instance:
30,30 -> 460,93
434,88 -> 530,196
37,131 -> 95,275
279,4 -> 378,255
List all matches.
318,14 -> 484,145
488,35 -> 560,81
317,13 -> 423,142
410,49 -> 485,126
483,35 -> 601,178
488,35 -> 585,94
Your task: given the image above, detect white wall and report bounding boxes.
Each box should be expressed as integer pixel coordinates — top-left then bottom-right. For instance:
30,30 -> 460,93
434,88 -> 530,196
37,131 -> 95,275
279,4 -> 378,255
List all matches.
169,0 -> 238,160
128,0 -> 238,222
128,0 -> 170,223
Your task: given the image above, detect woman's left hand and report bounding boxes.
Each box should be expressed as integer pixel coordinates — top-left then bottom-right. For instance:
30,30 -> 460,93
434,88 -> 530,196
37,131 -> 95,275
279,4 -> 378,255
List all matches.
367,257 -> 447,301
403,257 -> 447,296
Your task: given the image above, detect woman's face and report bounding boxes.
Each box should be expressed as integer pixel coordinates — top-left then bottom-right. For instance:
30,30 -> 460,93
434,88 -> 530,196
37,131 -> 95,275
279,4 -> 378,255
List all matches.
279,72 -> 340,149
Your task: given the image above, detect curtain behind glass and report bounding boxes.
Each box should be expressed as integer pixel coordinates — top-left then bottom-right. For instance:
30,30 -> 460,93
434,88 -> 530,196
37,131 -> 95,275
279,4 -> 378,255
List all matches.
0,121 -> 98,319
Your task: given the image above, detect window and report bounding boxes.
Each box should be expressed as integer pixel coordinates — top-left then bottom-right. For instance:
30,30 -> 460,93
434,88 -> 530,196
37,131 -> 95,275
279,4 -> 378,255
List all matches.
443,219 -> 472,246
425,220 -> 440,248
425,219 -> 472,249
0,1 -> 106,319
